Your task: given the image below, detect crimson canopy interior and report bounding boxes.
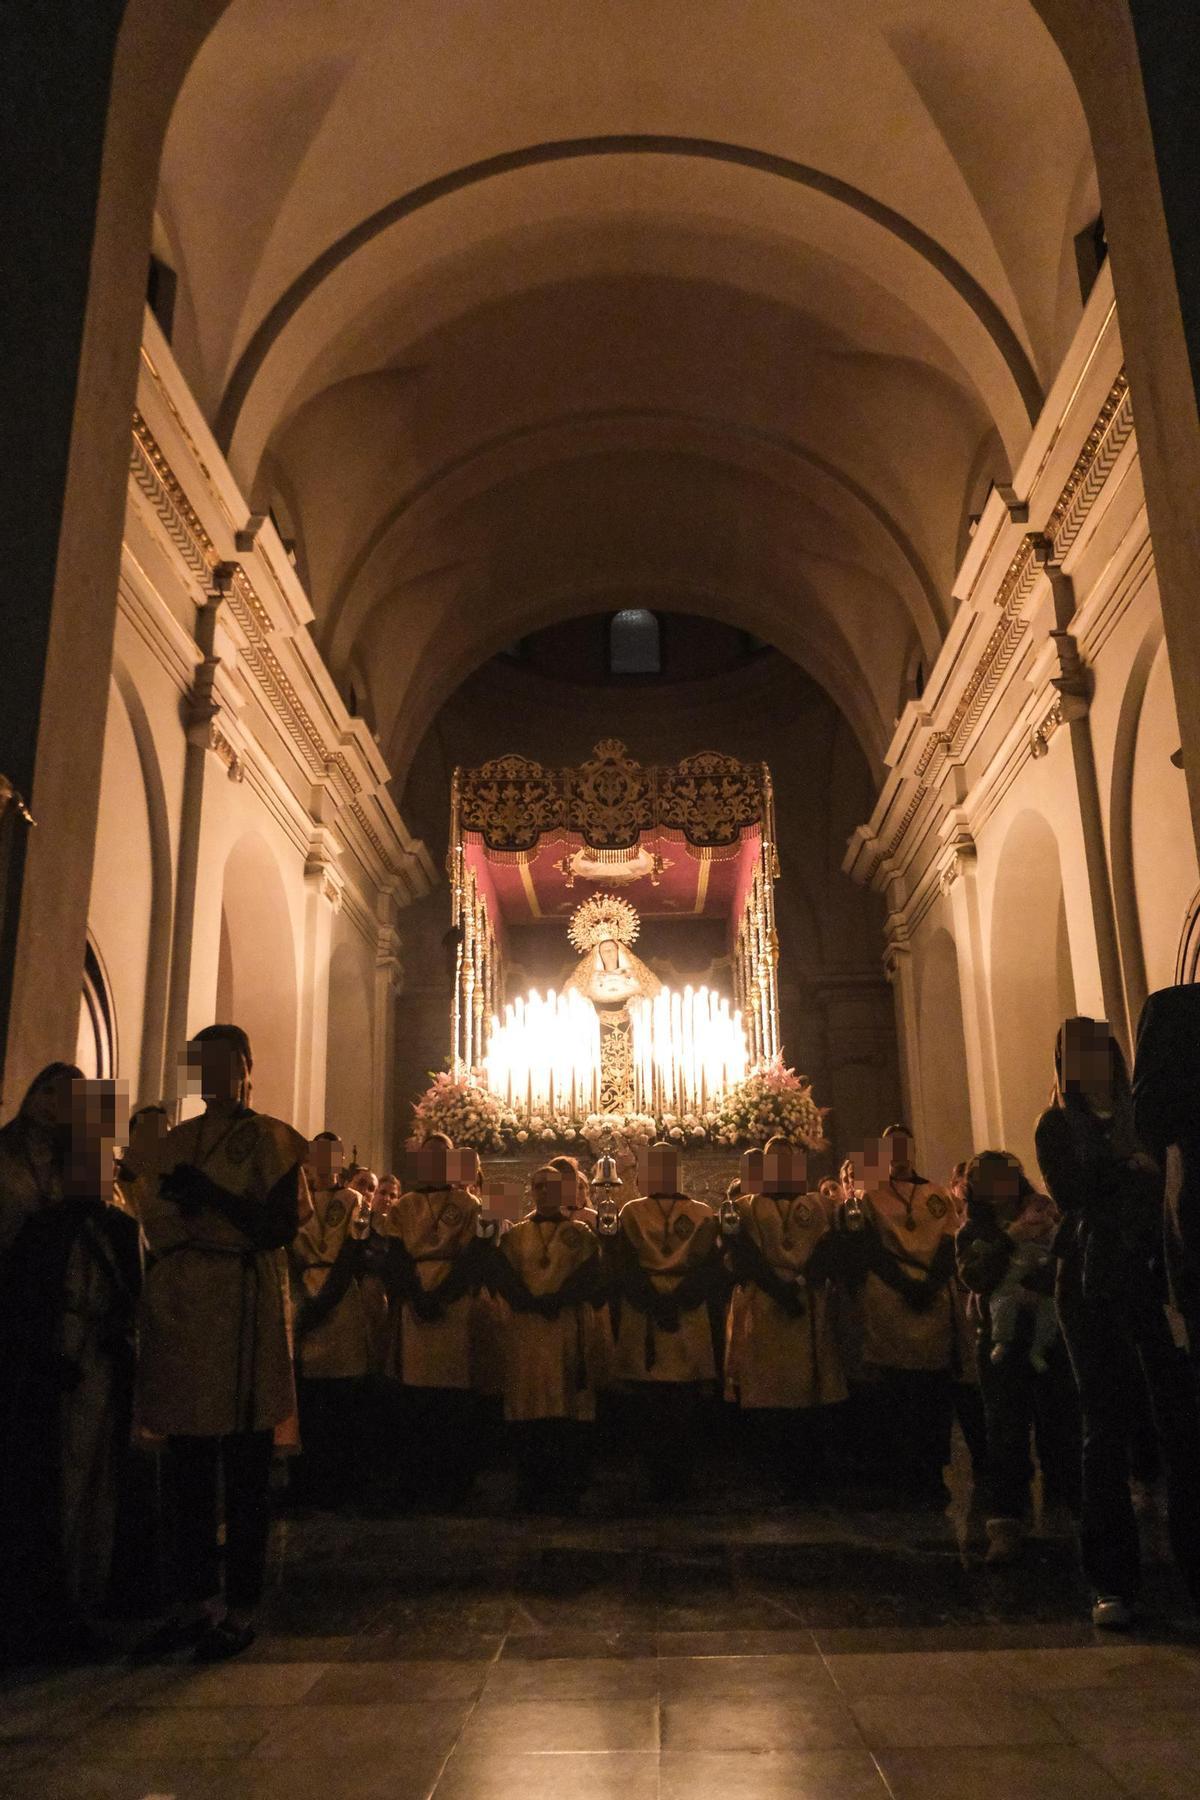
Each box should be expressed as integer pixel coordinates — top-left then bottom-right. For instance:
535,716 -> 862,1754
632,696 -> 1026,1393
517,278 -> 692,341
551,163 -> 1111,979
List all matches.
449,740 -> 781,1075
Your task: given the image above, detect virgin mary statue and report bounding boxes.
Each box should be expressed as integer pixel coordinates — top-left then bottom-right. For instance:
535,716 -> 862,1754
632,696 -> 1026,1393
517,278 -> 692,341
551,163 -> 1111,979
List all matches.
564,894 -> 660,1112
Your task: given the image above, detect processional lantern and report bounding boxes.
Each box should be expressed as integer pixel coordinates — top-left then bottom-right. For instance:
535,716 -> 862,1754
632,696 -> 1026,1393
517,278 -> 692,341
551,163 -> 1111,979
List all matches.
448,739 -> 782,1119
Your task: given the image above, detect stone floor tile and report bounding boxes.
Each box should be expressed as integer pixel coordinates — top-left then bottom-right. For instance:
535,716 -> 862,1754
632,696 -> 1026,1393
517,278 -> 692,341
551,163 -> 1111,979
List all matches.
660,1694 -> 861,1753
1000,1642 -> 1200,1690
249,1700 -> 467,1761
3,1759 -> 230,1799
433,1749 -> 659,1799
658,1748 -> 891,1800
307,1659 -> 490,1703
455,1698 -> 659,1754
482,1657 -> 654,1700
71,1704 -> 281,1760
219,1751 -> 448,1799
813,1620 -> 1098,1655
1041,1684 -> 1200,1743
656,1628 -> 817,1657
241,1635 -> 355,1663
1088,1728 -> 1200,1799
132,1660 -> 330,1707
499,1629 -> 656,1660
825,1650 -> 1023,1695
343,1630 -> 506,1662
850,1689 -> 1066,1749
656,1652 -> 837,1696
877,1744 -> 1131,1799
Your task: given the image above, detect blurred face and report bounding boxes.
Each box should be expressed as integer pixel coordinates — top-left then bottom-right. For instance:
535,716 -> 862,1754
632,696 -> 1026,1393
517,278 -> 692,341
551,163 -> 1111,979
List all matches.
409,1140 -> 449,1187
532,1170 -> 573,1216
68,1079 -> 128,1190
971,1159 -> 1022,1208
376,1175 -> 401,1209
1062,1020 -> 1114,1110
309,1137 -> 344,1186
761,1143 -> 806,1195
187,1038 -> 247,1105
856,1140 -> 887,1187
886,1133 -> 914,1177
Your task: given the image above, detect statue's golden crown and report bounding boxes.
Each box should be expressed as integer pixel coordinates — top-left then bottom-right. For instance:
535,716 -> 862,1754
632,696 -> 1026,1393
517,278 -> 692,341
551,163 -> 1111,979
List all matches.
568,892 -> 641,955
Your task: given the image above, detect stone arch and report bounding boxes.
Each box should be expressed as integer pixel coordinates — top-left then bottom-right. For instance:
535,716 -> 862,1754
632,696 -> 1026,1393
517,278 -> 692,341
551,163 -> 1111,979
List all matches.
85,676 -> 160,1095
111,658 -> 175,1101
1127,638 -> 1200,994
989,809 -> 1076,1172
1108,616 -> 1162,1022
214,831 -> 299,1119
916,927 -> 974,1181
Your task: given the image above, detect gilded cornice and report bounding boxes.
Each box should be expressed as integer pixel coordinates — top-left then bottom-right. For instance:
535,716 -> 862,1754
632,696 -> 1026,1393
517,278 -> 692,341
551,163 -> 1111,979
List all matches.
852,368 -> 1134,891
127,409 -> 427,894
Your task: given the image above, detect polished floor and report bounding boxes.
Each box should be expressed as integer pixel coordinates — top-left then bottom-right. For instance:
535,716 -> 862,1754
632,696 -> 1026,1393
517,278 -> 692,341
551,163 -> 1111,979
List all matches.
4,1433 -> 1199,1799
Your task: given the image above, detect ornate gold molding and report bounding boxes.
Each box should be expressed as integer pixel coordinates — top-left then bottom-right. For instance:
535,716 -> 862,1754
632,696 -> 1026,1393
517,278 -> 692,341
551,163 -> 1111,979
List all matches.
129,410 -> 410,889
860,369 -> 1132,886
457,738 -> 767,855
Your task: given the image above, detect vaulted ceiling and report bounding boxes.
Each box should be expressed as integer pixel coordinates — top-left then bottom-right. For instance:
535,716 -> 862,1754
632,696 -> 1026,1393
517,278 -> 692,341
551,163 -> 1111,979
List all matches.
159,0 -> 1096,779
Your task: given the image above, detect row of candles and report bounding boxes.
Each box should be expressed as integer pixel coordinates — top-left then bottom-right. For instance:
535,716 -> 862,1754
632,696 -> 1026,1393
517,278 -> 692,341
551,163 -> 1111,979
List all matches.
482,984 -> 748,1118
630,984 -> 748,1117
484,988 -> 602,1117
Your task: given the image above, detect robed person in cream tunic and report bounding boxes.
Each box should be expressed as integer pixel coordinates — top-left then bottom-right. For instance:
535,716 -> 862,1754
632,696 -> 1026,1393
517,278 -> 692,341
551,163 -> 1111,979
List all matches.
137,1107 -> 308,1437
725,1187 -> 847,1410
857,1168 -> 969,1375
497,1191 -> 602,1422
384,1180 -> 483,1389
611,1184 -> 722,1383
291,1179 -> 372,1381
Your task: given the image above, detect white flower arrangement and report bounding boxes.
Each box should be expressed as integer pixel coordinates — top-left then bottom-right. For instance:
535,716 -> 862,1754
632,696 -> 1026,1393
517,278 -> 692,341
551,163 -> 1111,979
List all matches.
711,1055 -> 829,1150
411,1060 -> 827,1156
410,1069 -> 510,1151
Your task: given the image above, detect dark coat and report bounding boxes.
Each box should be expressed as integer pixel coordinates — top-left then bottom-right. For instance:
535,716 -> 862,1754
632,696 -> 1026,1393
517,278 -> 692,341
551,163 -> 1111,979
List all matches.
1034,1101 -> 1161,1306
1133,983 -> 1200,1323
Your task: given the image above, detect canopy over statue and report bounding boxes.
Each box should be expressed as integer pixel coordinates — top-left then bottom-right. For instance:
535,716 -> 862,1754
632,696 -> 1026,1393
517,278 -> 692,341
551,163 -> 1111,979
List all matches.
449,741 -> 782,1121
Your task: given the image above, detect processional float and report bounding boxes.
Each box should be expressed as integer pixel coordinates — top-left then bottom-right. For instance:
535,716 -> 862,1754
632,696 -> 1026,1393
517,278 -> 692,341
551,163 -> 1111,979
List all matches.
447,739 -> 781,1128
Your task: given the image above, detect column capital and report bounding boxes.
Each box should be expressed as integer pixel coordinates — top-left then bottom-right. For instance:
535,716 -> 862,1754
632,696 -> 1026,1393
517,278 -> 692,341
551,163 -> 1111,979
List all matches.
305,827 -> 345,911
938,832 -> 977,894
882,913 -> 911,984
376,922 -> 405,995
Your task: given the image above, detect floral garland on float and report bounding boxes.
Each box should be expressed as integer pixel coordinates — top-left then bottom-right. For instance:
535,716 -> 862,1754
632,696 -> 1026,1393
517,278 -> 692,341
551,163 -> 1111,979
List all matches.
409,1055 -> 827,1155
709,1054 -> 828,1151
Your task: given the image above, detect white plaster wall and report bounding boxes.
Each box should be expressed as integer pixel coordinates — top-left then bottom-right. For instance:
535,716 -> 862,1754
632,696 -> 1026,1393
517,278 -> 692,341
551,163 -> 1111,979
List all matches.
87,681 -> 154,1088
1131,642 -> 1198,991
196,802 -> 307,1124
984,799 -> 1078,1172
914,922 -> 974,1180
324,925 -> 376,1159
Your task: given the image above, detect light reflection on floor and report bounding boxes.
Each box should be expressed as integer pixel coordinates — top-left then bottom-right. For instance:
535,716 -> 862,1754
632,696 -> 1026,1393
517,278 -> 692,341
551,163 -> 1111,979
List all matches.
3,1431 -> 1198,1798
